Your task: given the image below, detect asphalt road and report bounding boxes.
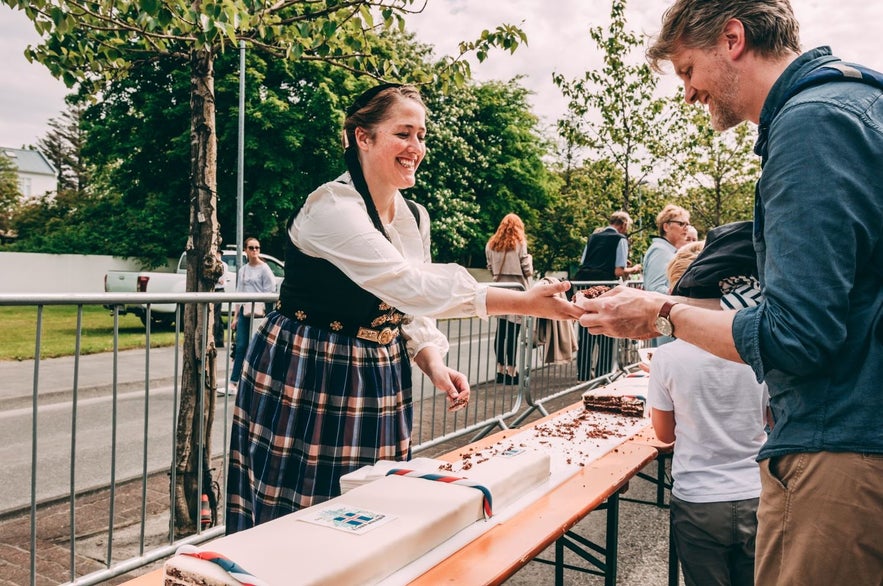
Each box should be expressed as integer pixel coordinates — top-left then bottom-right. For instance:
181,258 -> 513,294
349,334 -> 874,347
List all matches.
0,383 -> 235,514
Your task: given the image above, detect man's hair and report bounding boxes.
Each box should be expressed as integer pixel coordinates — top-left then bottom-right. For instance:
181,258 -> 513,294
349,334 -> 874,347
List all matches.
646,0 -> 801,72
610,210 -> 632,229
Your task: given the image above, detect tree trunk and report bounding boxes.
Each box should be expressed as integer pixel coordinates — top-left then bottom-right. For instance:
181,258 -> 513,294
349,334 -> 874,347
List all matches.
173,46 -> 223,537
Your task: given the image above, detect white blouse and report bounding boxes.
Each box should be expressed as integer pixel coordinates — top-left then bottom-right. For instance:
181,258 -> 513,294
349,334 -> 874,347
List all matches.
289,179 -> 489,359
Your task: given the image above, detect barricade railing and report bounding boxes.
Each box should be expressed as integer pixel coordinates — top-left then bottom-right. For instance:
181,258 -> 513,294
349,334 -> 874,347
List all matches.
0,283 -> 643,585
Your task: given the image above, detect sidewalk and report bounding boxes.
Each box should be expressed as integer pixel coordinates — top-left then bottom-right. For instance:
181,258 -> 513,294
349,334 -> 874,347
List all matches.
0,345 -> 230,411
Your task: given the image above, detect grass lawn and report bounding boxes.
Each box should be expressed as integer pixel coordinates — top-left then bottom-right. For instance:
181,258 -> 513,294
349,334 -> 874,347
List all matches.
0,305 -> 179,361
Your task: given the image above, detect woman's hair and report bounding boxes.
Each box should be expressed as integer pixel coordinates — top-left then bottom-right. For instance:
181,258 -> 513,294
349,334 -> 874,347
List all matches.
342,84 -> 425,152
646,0 -> 801,73
341,84 -> 425,240
655,204 -> 690,237
487,213 -> 526,252
666,240 -> 705,290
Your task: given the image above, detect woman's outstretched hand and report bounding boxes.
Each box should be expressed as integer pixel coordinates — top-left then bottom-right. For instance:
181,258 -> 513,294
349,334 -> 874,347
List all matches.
521,280 -> 584,321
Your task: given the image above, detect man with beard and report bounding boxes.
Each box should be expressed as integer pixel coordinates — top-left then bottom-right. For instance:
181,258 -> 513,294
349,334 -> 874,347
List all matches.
573,1 -> 883,583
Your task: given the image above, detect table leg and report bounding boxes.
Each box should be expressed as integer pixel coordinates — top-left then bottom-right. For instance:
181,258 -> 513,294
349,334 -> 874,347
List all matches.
605,491 -> 619,586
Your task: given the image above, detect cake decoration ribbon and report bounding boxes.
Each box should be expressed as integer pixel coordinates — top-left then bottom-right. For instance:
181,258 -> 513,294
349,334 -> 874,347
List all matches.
386,468 -> 493,519
175,544 -> 270,586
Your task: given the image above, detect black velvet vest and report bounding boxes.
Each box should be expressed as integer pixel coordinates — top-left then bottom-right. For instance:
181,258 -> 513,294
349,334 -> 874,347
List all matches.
574,229 -> 626,281
276,208 -> 407,337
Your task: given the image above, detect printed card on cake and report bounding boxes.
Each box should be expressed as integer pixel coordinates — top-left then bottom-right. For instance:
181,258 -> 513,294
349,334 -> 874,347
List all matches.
299,505 -> 396,535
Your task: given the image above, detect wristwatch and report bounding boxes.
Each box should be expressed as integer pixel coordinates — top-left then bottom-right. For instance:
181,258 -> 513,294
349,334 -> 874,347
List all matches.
655,301 -> 679,337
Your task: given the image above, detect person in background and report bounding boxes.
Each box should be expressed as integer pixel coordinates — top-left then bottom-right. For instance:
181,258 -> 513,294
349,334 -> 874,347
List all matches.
226,237 -> 275,395
649,240 -> 767,586
485,213 -> 533,385
573,211 -> 640,380
685,225 -> 699,243
573,211 -> 642,282
577,1 -> 883,582
213,249 -> 226,348
225,84 -> 581,534
642,204 -> 691,347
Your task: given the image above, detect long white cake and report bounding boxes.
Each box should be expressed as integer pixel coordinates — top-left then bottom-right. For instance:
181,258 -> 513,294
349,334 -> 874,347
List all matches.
164,447 -> 550,586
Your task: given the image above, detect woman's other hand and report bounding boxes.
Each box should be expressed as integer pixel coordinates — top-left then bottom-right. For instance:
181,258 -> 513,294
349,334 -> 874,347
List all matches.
414,347 -> 471,411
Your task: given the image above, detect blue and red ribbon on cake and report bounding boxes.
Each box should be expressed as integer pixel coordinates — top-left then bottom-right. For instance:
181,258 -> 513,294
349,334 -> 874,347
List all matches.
386,468 -> 494,519
175,544 -> 270,586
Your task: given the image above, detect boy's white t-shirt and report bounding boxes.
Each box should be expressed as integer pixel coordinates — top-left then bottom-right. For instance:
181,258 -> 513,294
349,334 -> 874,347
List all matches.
648,339 -> 768,503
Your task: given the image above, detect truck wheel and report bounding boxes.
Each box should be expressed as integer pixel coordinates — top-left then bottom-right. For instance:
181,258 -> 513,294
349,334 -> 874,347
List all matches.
153,313 -> 177,331
140,312 -> 176,330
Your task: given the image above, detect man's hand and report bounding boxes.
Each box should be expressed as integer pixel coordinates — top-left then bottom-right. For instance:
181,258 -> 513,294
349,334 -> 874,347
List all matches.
574,285 -> 667,340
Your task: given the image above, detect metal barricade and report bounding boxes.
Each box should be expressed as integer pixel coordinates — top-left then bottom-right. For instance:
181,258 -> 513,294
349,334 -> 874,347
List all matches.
0,284 -> 644,585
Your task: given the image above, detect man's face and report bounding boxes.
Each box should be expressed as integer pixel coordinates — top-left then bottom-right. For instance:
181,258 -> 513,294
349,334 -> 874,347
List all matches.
671,45 -> 744,131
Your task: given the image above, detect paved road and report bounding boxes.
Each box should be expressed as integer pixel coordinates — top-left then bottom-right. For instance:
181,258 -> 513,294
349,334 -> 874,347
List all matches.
0,345 -> 195,410
0,383 -> 234,513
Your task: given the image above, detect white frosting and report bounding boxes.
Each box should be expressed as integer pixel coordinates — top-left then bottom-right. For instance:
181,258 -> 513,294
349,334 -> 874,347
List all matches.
164,449 -> 550,586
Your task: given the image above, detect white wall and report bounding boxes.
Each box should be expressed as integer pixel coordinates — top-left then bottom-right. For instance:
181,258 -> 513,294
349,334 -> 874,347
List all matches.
0,252 -> 175,294
0,252 -> 494,294
19,172 -> 56,200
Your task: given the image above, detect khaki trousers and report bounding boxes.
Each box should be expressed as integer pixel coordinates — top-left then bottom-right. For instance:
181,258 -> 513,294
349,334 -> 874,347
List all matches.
756,451 -> 883,585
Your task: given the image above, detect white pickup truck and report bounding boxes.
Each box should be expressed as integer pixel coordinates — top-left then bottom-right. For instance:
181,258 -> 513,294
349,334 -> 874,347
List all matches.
104,248 -> 284,327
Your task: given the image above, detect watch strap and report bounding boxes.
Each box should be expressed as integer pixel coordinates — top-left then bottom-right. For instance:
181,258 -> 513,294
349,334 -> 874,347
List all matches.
659,301 -> 677,320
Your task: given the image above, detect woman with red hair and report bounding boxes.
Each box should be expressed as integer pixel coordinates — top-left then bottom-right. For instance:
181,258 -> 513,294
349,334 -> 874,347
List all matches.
485,213 -> 533,385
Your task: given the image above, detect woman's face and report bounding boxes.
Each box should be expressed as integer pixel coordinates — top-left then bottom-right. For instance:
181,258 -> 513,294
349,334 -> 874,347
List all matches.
664,214 -> 691,248
245,239 -> 261,262
357,98 -> 427,191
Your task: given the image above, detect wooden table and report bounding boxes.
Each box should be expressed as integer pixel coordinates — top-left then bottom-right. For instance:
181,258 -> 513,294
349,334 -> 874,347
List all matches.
410,402 -> 659,586
122,402 -> 659,586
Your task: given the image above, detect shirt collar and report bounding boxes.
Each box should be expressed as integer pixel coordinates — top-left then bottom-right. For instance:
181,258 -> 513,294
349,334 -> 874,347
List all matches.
755,47 -> 839,157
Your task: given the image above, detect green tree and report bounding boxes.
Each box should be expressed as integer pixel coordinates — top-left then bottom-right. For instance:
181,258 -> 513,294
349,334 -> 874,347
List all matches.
76,52 -> 350,265
5,0 -> 526,534
656,96 -> 759,233
552,0 -> 668,215
37,100 -> 88,193
536,156 -> 625,277
8,188 -> 120,253
415,78 -> 555,265
0,154 -> 21,237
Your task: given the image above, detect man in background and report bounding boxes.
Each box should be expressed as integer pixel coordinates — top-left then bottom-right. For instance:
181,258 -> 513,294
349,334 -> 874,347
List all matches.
574,210 -> 641,282
573,210 -> 640,380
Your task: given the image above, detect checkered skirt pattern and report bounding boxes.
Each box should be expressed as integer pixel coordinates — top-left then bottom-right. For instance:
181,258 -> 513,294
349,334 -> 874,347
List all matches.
225,312 -> 413,534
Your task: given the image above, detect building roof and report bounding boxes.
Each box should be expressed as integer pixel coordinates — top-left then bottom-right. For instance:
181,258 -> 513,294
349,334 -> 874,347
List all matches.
1,147 -> 57,177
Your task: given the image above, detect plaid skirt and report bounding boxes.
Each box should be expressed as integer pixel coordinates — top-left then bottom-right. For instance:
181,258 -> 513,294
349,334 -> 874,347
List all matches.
225,311 -> 413,534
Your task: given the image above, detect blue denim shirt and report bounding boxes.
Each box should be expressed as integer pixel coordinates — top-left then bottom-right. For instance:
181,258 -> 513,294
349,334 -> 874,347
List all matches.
731,47 -> 883,460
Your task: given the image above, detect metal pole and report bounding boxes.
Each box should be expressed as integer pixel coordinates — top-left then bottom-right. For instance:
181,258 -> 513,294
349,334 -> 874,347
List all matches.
236,40 -> 246,274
